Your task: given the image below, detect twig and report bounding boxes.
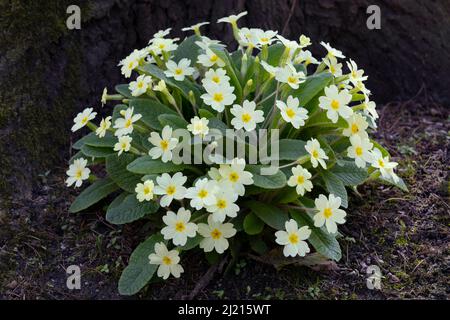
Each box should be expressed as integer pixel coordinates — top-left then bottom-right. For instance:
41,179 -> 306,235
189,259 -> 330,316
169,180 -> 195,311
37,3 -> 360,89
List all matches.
187,257 -> 227,299
282,0 -> 298,36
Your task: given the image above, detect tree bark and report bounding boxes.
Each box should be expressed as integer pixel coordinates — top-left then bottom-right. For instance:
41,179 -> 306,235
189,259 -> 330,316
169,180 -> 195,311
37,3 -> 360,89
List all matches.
1,0 -> 449,202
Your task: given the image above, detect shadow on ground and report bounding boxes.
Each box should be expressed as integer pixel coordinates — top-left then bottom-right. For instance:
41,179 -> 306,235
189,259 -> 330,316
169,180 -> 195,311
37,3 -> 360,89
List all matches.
1,100 -> 448,300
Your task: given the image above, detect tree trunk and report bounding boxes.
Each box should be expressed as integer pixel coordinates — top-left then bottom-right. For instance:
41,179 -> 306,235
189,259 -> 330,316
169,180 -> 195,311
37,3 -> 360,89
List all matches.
1,0 -> 448,202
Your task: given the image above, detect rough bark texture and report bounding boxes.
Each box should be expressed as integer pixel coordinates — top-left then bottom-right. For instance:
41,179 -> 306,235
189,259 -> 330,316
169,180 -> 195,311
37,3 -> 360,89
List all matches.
1,0 -> 449,202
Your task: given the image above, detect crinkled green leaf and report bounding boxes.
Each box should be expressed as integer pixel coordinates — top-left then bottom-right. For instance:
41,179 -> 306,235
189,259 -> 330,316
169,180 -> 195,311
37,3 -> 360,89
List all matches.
246,201 -> 288,230
243,212 -> 265,235
321,170 -> 348,208
330,160 -> 369,186
246,165 -> 287,189
69,178 -> 119,213
106,194 -> 159,225
127,156 -> 191,174
106,154 -> 141,193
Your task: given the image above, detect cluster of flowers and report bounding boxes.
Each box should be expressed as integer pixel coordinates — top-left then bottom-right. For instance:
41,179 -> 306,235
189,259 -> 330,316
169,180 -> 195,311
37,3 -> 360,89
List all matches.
67,11 -> 401,282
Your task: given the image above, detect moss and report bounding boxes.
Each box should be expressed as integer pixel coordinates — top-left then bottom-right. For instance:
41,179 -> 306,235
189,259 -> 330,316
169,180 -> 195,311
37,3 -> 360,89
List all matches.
0,0 -> 91,201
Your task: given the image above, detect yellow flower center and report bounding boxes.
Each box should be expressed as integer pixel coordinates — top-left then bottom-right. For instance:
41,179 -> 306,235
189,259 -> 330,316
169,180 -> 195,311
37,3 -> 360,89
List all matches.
351,123 -> 359,133
297,175 -> 305,184
324,207 -> 333,218
288,233 -> 299,244
125,118 -> 132,128
229,172 -> 240,183
378,159 -> 385,168
121,142 -> 128,149
213,93 -> 224,102
160,140 -> 169,151
210,54 -> 218,62
312,150 -> 319,159
81,116 -> 88,124
159,44 -> 165,49
175,68 -> 183,75
166,185 -> 176,195
352,70 -> 357,78
137,82 -> 144,88
198,189 -> 208,198
143,186 -> 152,195
212,76 -> 220,83
217,199 -> 227,209
330,65 -> 336,74
287,76 -> 297,84
331,99 -> 340,110
286,108 -> 296,118
355,146 -> 363,156
162,256 -> 172,265
128,61 -> 134,69
261,37 -> 269,43
241,113 -> 252,123
75,169 -> 83,179
175,221 -> 186,232
210,228 -> 222,240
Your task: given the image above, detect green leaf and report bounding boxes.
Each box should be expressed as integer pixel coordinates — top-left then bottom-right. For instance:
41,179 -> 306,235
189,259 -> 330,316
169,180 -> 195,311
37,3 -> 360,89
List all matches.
330,160 -> 369,186
106,154 -> 142,193
115,84 -> 133,98
173,35 -> 201,63
290,210 -> 342,261
321,170 -> 348,208
291,72 -> 333,107
118,234 -> 164,295
379,176 -> 409,192
69,178 -> 119,213
198,108 -> 215,119
81,145 -> 115,158
243,212 -> 265,235
264,43 -> 285,66
246,165 -> 287,189
260,139 -> 307,161
246,201 -> 288,230
82,132 -> 116,148
370,139 -> 391,157
106,194 -> 159,225
129,98 -> 177,130
127,156 -> 190,174
158,114 -> 188,130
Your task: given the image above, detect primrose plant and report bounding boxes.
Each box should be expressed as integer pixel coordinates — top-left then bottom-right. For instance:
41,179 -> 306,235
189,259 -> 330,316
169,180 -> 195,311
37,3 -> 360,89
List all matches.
67,11 -> 406,295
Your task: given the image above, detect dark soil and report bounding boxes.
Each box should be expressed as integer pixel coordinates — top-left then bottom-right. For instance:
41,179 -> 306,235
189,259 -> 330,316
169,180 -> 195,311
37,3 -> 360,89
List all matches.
1,100 -> 448,300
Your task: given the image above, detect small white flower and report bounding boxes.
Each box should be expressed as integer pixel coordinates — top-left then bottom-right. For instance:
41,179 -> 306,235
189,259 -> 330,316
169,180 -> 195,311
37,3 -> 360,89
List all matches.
320,41 -> 345,59
195,36 -> 224,50
197,48 -> 226,68
275,63 -> 306,89
347,59 -> 368,85
342,113 -> 369,138
149,28 -> 171,41
114,135 -> 132,156
71,108 -> 97,132
370,148 -> 399,183
185,178 -> 218,210
153,79 -> 167,92
198,215 -> 237,254
287,165 -> 313,196
256,29 -> 277,46
187,116 -> 209,137
135,179 -> 155,202
347,135 -> 373,168
164,58 -> 195,81
305,138 -> 329,169
276,35 -> 300,56
149,38 -> 178,55
313,194 -> 347,234
206,188 -> 239,223
161,208 -> 198,246
275,219 -> 311,257
148,126 -> 179,163
182,22 -> 209,33
276,95 -> 308,129
218,158 -> 253,196
95,116 -> 112,138
298,34 -> 312,48
260,61 -> 279,77
101,88 -> 108,106
230,100 -> 264,131
113,107 -> 142,137
119,57 -> 138,78
217,11 -> 248,24
66,158 -> 90,188
149,242 -> 184,280
201,83 -> 236,112
202,68 -> 230,87
323,56 -> 343,77
362,97 -> 379,121
129,75 -> 152,97
154,172 -> 187,207
294,50 -> 319,65
318,85 -> 353,123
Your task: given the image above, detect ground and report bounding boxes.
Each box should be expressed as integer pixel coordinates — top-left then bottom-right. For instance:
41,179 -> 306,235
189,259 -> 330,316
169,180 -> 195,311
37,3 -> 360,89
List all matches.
1,101 -> 448,300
